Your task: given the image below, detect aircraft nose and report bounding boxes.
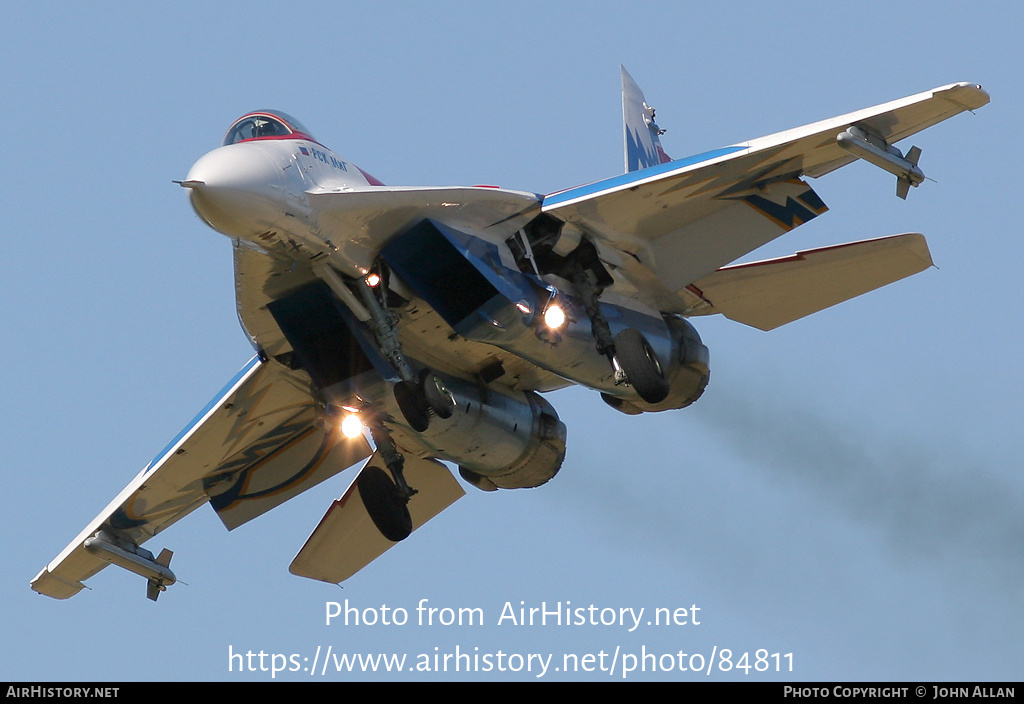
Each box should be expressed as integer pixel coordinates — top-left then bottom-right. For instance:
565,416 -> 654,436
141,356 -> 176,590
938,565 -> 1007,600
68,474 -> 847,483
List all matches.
183,144 -> 285,236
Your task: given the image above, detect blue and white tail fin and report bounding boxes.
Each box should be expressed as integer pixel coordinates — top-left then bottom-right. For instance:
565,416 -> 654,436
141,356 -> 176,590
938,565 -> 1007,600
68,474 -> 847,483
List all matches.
621,66 -> 672,173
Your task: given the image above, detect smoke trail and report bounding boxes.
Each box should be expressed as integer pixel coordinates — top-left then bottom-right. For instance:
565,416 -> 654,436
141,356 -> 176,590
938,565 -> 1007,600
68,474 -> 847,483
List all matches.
689,379 -> 1024,593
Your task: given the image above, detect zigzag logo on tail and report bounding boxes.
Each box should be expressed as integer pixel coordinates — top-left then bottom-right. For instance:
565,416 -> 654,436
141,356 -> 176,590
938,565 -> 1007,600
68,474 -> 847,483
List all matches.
625,126 -> 659,172
626,125 -> 670,172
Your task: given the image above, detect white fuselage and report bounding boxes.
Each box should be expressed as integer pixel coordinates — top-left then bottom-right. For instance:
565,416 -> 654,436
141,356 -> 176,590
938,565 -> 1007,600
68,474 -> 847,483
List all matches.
185,137 -> 379,276
182,128 -> 706,412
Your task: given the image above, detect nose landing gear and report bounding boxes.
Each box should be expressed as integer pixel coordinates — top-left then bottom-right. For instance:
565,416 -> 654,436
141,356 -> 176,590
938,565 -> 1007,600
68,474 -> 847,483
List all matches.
393,368 -> 456,432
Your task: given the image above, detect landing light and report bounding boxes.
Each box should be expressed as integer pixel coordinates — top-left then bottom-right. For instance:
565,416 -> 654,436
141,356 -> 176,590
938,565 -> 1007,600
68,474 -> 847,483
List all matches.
341,414 -> 364,439
365,273 -> 381,287
543,304 -> 567,330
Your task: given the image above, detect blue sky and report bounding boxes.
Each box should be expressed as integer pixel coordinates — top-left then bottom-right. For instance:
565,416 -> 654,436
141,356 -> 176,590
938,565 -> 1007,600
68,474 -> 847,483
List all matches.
3,1 -> 1022,681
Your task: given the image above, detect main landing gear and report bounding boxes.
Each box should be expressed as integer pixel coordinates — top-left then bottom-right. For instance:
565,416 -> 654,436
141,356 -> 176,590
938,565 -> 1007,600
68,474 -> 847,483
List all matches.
359,417 -> 416,542
358,467 -> 413,542
563,241 -> 669,404
310,263 -> 454,542
612,328 -> 669,404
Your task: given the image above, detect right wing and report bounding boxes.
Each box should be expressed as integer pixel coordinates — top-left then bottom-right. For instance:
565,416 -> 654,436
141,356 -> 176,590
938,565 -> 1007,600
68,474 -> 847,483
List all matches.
31,356 -> 373,599
35,235 -> 478,599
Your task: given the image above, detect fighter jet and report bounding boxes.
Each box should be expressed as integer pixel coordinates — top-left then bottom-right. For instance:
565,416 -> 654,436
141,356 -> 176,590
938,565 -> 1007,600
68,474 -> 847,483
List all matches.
31,68 -> 988,600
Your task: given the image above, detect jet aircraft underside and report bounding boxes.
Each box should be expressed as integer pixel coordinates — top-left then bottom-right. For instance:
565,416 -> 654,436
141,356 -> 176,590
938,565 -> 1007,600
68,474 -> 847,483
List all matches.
31,71 -> 988,600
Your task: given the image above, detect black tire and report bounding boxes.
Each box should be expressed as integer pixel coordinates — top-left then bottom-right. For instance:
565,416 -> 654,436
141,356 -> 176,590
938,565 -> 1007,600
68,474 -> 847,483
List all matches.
357,466 -> 413,542
394,381 -> 430,432
614,328 -> 670,404
420,368 -> 455,419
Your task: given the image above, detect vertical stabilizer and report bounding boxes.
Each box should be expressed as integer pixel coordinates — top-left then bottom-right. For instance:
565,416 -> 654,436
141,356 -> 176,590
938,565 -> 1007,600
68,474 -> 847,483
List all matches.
621,66 -> 672,172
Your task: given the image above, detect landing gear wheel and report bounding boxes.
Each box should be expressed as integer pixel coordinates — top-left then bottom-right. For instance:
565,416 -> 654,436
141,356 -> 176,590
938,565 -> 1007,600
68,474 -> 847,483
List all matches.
394,381 -> 430,432
357,466 -> 413,542
614,328 -> 670,404
420,368 -> 455,419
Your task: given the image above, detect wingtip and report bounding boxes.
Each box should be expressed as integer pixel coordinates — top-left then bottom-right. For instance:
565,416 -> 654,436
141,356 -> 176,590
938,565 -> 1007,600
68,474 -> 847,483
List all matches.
939,82 -> 990,110
30,568 -> 86,600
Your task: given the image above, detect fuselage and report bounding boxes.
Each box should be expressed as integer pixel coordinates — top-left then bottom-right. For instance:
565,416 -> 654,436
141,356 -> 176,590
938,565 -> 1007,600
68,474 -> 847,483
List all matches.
182,110 -> 710,412
185,110 -> 383,276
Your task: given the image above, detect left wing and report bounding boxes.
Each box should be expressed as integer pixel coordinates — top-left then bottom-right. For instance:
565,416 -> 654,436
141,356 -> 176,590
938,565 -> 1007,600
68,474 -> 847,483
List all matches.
31,357 -> 371,600
542,82 -> 988,312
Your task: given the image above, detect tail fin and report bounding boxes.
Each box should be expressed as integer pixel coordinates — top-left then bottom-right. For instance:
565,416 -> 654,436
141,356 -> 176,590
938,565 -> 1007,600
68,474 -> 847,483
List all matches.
621,66 -> 672,173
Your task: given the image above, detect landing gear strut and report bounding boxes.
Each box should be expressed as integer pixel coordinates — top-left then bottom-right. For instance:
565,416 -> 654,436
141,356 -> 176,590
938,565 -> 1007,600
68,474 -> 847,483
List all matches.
354,264 -> 454,432
563,241 -> 669,404
361,417 -> 416,542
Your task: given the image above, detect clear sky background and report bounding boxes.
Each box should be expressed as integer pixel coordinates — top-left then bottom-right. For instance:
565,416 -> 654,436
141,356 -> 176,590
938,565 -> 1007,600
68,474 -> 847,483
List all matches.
2,1 -> 1021,682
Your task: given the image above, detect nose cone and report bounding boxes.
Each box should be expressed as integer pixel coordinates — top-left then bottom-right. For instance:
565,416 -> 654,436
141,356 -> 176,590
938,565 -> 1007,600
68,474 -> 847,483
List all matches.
184,144 -> 286,236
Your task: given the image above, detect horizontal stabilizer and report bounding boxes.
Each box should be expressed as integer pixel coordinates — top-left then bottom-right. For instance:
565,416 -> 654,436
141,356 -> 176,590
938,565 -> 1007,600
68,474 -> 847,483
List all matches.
289,453 -> 464,584
689,233 -> 933,330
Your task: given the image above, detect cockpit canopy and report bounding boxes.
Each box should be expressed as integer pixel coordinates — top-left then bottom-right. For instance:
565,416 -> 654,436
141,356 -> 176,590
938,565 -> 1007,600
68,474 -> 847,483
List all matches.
222,110 -> 315,146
